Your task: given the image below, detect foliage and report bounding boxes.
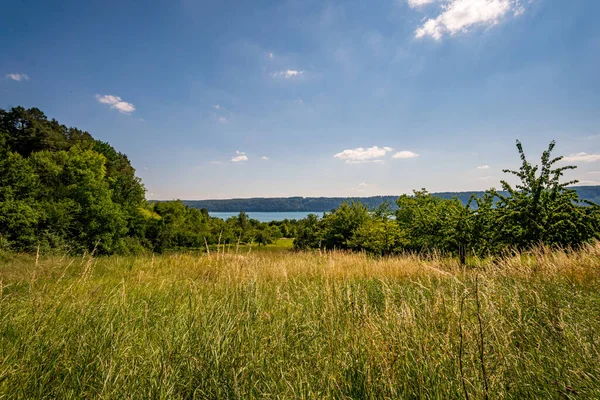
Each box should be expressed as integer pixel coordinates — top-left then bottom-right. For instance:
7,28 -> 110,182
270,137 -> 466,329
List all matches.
2,105 -> 599,259
494,140 -> 600,249
295,141 -> 600,258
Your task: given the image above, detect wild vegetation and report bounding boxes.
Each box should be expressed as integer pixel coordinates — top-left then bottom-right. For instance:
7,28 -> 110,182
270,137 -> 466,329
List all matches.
1,244 -> 600,398
0,107 -> 297,255
295,141 -> 600,258
2,107 -> 599,260
2,106 -> 600,398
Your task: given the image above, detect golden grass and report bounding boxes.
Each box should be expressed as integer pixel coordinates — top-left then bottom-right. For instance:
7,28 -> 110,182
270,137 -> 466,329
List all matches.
1,244 -> 599,398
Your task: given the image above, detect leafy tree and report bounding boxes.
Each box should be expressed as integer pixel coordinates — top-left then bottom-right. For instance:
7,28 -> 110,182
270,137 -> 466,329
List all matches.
31,148 -> 128,253
321,201 -> 370,250
294,214 -> 322,250
395,190 -> 467,255
495,140 -> 599,249
0,153 -> 41,250
254,225 -> 277,246
0,107 -> 70,156
0,106 -> 146,254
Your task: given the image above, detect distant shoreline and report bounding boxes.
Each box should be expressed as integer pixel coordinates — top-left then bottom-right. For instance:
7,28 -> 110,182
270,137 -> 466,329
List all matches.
162,186 -> 600,212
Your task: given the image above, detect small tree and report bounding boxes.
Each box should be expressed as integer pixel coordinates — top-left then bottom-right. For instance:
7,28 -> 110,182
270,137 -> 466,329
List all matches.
321,201 -> 369,250
495,140 -> 599,249
395,190 -> 467,256
293,214 -> 322,250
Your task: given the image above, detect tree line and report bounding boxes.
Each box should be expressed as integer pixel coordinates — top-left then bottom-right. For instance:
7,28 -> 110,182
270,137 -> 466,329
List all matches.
294,141 -> 600,258
0,107 -> 297,255
1,106 -> 599,258
183,187 -> 600,212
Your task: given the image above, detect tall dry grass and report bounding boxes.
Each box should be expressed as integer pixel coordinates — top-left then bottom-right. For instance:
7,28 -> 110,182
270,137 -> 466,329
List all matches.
1,243 -> 599,398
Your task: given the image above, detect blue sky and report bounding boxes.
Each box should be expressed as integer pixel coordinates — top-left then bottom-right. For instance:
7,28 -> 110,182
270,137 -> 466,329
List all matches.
2,0 -> 600,199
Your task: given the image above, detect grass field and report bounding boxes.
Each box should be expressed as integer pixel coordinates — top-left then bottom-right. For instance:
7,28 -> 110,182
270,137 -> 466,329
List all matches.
1,244 -> 600,399
214,238 -> 295,253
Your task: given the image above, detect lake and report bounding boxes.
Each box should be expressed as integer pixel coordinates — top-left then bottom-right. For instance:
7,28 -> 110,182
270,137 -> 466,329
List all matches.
210,211 -> 322,222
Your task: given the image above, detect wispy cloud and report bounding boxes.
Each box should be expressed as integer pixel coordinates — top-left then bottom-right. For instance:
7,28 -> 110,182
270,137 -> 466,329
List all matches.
392,151 -> 420,159
217,116 -> 229,124
208,161 -> 222,165
352,182 -> 371,192
476,176 -> 493,181
213,105 -> 221,109
269,52 -> 274,59
414,0 -> 526,40
477,165 -> 490,169
6,73 -> 28,81
408,0 -> 443,7
334,146 -> 393,164
562,153 -> 600,163
261,156 -> 269,160
96,94 -> 136,114
231,151 -> 248,163
272,69 -> 305,79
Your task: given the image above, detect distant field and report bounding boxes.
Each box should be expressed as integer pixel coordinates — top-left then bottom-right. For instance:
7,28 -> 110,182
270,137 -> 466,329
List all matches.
206,238 -> 294,254
1,245 -> 600,398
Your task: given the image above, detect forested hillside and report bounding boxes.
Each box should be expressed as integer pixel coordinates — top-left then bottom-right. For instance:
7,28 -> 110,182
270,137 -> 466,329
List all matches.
183,186 -> 600,212
0,107 -> 290,254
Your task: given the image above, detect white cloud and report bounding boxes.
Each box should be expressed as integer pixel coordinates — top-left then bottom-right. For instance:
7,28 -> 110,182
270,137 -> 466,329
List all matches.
408,0 -> 443,7
261,156 -> 269,160
392,150 -> 420,159
96,95 -> 121,105
352,182 -> 371,192
272,70 -> 305,79
113,102 -> 135,113
588,171 -> 600,175
95,94 -> 136,114
334,146 -> 393,164
6,73 -> 29,81
477,165 -> 490,169
476,176 -> 493,181
231,151 -> 248,163
213,105 -> 220,109
269,52 -> 274,59
209,161 -> 222,165
414,0 -> 525,40
562,153 -> 600,163
217,116 -> 229,124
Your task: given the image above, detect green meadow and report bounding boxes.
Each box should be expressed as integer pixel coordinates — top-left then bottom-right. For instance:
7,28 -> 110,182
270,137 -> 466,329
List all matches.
1,244 -> 599,399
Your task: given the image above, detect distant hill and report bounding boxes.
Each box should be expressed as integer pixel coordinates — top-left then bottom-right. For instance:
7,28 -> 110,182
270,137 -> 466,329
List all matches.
182,186 -> 600,212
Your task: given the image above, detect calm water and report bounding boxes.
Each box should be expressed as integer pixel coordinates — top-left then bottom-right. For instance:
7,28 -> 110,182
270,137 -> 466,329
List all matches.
210,211 -> 322,222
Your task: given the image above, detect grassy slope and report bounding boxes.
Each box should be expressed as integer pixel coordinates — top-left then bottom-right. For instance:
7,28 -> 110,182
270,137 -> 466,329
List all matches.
1,245 -> 599,399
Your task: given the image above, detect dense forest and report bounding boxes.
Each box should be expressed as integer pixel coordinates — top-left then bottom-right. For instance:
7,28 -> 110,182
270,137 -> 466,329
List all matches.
183,186 -> 600,212
1,106 -> 599,258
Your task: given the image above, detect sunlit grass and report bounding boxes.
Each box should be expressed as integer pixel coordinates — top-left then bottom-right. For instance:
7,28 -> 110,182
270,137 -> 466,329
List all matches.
1,244 -> 599,398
